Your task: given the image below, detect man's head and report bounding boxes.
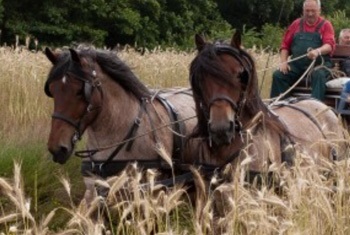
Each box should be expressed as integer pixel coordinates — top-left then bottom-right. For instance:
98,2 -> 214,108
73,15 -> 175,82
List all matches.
303,0 -> 321,25
339,29 -> 350,46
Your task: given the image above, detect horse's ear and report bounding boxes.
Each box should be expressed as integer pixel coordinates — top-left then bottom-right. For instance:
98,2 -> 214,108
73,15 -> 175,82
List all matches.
45,47 -> 58,64
231,30 -> 242,49
69,48 -> 81,64
195,34 -> 206,51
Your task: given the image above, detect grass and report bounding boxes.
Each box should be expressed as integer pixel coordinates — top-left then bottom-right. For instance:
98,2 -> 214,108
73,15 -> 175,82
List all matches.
2,45 -> 350,234
1,158 -> 350,234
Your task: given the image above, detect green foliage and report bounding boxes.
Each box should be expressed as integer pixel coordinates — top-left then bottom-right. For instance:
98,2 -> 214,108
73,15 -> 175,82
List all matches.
0,0 -> 3,25
260,24 -> 284,52
241,26 -> 262,49
0,0 -> 350,52
216,0 -> 295,30
327,10 -> 350,42
334,0 -> 350,16
0,0 -> 231,49
154,0 -> 232,49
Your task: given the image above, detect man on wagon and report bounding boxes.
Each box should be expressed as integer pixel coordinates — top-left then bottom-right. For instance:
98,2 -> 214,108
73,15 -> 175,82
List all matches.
336,28 -> 350,113
270,0 -> 335,101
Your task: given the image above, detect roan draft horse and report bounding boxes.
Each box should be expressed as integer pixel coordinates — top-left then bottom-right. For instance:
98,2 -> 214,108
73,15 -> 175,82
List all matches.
186,31 -> 348,180
44,46 -> 197,204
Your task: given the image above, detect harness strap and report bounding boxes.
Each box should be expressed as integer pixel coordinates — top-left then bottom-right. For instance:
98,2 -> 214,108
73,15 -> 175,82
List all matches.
196,149 -> 241,174
125,98 -> 147,151
81,160 -> 169,178
103,98 -> 147,162
156,94 -> 186,164
78,93 -> 189,178
272,97 -> 327,138
272,97 -> 338,161
52,112 -> 80,130
140,171 -> 195,188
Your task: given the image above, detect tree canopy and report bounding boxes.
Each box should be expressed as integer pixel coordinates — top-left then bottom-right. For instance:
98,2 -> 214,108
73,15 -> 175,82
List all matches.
0,0 -> 349,49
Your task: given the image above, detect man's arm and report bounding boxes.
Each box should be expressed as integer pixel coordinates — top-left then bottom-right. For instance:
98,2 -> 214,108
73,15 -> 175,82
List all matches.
307,44 -> 332,60
279,49 -> 290,74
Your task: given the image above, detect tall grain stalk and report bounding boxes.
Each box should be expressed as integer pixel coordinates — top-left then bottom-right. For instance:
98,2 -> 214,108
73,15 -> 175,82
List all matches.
0,48 -> 51,144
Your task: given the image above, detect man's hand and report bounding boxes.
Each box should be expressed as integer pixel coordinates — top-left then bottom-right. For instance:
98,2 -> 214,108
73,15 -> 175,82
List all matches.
279,62 -> 290,74
307,49 -> 321,60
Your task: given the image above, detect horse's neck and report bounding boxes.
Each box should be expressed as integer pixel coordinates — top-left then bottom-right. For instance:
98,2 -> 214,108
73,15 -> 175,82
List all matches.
86,80 -> 140,149
193,137 -> 245,167
84,79 -> 174,161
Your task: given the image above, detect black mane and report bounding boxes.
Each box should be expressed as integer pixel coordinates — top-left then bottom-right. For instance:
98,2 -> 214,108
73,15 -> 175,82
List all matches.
46,47 -> 151,100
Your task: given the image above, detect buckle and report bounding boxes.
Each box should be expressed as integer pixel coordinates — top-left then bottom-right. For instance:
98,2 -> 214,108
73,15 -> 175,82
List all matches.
91,162 -> 104,175
134,117 -> 141,125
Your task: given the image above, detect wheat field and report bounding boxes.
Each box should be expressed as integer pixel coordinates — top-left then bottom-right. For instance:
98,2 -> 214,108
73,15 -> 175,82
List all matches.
1,46 -> 350,234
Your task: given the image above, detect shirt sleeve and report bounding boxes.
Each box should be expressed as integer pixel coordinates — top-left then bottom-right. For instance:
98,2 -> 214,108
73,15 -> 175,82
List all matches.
320,20 -> 336,54
280,19 -> 300,54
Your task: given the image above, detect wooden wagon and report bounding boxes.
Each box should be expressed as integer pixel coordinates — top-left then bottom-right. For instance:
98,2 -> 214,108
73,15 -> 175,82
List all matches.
290,44 -> 350,116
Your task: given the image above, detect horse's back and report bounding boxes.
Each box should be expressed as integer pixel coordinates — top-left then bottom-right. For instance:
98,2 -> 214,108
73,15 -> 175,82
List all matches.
270,98 -> 348,160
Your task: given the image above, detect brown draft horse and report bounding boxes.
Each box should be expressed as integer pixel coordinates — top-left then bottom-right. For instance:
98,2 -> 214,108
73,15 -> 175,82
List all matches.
44,46 -> 197,204
186,31 -> 348,178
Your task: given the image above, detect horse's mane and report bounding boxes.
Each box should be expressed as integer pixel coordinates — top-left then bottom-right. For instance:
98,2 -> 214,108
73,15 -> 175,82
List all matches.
94,49 -> 151,99
46,46 -> 151,100
190,41 -> 288,138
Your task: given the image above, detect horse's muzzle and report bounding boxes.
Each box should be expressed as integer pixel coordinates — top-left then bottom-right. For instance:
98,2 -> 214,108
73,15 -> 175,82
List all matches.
208,120 -> 235,146
48,145 -> 72,164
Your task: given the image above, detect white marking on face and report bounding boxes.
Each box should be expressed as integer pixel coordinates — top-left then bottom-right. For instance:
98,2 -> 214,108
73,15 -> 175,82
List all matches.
62,76 -> 67,84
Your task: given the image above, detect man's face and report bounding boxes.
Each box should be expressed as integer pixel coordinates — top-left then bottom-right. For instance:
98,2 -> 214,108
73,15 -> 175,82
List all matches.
340,32 -> 350,46
303,1 -> 320,25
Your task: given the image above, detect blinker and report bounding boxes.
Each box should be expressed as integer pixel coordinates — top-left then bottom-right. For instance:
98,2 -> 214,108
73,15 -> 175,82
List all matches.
44,82 -> 53,98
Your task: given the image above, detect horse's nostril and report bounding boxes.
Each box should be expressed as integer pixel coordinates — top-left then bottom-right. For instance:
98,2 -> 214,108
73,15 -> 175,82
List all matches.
59,146 -> 69,155
48,145 -> 71,164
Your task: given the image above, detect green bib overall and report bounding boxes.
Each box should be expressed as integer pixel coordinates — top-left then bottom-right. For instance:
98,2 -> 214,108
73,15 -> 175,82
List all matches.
270,19 -> 332,101
290,19 -> 331,70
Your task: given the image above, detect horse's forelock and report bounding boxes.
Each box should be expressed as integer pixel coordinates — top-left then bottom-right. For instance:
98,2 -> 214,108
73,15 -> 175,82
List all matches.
46,51 -> 71,84
190,44 -> 237,89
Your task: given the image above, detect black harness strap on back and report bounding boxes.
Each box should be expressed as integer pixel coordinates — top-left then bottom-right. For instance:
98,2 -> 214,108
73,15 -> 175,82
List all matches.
271,97 -> 338,161
105,98 -> 146,159
81,160 -> 170,178
156,94 -> 186,165
273,98 -> 326,138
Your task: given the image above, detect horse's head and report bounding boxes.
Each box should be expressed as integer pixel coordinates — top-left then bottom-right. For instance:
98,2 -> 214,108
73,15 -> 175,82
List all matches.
190,31 -> 256,147
44,47 -> 102,164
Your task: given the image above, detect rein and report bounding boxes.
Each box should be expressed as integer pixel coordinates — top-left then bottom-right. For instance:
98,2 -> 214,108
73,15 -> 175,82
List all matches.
268,59 -> 316,105
77,92 -> 197,179
74,109 -> 197,158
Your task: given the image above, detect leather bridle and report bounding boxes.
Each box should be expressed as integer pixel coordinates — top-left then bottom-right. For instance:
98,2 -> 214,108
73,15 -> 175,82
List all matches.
47,66 -> 103,145
197,44 -> 251,142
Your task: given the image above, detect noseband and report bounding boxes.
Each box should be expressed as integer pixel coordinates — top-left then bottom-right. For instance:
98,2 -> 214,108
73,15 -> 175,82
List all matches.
208,95 -> 238,112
